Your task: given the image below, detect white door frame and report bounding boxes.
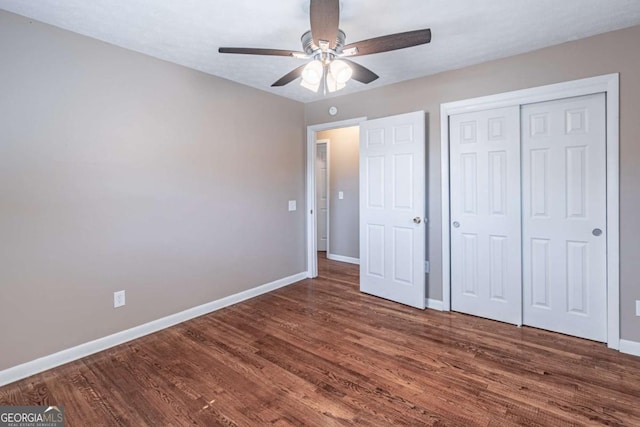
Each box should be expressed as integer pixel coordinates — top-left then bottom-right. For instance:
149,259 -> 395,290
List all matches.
315,139 -> 330,253
306,117 -> 367,278
440,73 -> 620,349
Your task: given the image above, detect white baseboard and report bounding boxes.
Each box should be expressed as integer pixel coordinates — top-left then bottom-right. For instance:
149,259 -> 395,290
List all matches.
0,271 -> 307,387
426,298 -> 444,311
327,253 -> 360,265
619,339 -> 640,357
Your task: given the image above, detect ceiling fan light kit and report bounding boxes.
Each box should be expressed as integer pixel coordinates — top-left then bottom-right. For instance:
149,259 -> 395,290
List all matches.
330,60 -> 352,84
325,68 -> 346,93
300,57 -> 353,93
301,60 -> 323,83
218,0 -> 431,95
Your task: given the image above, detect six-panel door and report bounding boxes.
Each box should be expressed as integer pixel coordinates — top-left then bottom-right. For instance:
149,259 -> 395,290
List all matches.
450,106 -> 523,325
316,142 -> 329,252
521,93 -> 607,342
359,111 -> 426,309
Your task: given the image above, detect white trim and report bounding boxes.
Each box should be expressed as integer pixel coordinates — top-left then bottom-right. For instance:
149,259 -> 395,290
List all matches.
440,109 -> 451,311
426,298 -> 444,311
327,253 -> 360,265
440,73 -> 620,349
440,74 -> 619,115
605,75 -> 620,350
619,340 -> 640,357
0,271 -> 307,387
306,117 -> 367,278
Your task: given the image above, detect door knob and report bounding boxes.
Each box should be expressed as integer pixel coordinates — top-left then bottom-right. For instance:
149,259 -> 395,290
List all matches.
413,217 -> 422,224
453,221 -> 460,228
592,228 -> 603,236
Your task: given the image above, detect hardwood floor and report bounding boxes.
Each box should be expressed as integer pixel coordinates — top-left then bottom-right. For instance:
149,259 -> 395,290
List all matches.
2,254 -> 640,426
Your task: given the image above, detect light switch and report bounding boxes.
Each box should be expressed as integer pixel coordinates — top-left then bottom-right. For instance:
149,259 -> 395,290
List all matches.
288,200 -> 296,211
338,191 -> 344,200
636,300 -> 640,316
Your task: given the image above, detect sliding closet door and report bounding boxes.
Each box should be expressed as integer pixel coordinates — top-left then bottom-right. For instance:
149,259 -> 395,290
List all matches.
450,106 -> 522,325
521,93 -> 607,342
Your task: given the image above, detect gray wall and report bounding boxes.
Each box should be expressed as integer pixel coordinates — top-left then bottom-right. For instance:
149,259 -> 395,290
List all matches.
305,25 -> 640,342
0,11 -> 305,371
317,126 -> 360,259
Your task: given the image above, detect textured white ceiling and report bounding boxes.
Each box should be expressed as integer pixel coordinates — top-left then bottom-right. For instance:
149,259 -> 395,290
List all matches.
1,0 -> 640,103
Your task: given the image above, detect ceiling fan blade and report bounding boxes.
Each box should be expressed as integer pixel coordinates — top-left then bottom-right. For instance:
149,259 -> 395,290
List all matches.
310,0 -> 340,49
342,29 -> 431,57
271,64 -> 308,87
219,47 -> 306,57
342,59 -> 379,84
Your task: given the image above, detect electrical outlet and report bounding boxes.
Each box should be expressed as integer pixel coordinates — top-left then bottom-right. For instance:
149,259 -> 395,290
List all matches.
114,290 -> 125,308
636,300 -> 640,316
288,200 -> 296,211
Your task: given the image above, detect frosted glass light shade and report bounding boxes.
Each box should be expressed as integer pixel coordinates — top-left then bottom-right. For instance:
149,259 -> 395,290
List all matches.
326,71 -> 346,93
329,60 -> 352,84
300,78 -> 320,92
301,60 -> 323,85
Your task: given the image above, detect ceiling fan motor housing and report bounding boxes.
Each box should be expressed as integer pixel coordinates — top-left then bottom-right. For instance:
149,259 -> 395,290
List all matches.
302,29 -> 346,56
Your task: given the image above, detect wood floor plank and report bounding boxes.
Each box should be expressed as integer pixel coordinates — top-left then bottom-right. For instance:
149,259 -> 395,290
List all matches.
1,253 -> 640,426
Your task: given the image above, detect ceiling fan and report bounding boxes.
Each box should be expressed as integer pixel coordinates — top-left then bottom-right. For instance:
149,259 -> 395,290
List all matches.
218,0 -> 431,94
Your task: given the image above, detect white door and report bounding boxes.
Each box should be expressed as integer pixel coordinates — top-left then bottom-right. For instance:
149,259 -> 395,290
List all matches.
359,111 -> 425,309
316,142 -> 329,251
450,106 -> 522,324
522,93 -> 607,342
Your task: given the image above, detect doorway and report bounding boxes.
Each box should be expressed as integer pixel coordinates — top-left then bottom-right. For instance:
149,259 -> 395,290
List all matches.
306,112 -> 427,310
306,117 -> 366,278
316,126 -> 361,265
441,74 -> 620,348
